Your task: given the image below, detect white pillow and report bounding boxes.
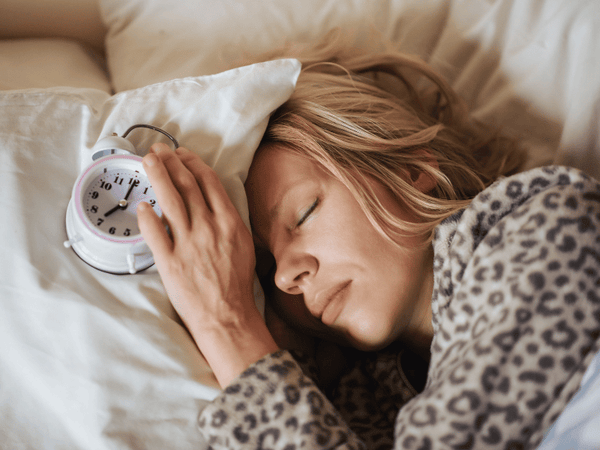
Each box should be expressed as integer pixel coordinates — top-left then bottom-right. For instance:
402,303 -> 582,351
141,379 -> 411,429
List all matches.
0,58 -> 300,449
0,38 -> 111,92
100,0 -> 600,179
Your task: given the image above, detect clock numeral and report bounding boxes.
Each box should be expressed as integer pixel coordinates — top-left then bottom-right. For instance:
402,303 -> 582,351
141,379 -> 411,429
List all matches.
128,178 -> 140,187
109,227 -> 116,235
91,191 -> 99,199
149,199 -> 156,207
99,181 -> 112,191
124,228 -> 131,236
97,218 -> 104,226
114,176 -> 125,185
90,205 -> 98,214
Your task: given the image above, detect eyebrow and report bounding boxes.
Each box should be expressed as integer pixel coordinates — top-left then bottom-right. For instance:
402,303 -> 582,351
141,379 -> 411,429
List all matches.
268,180 -> 308,223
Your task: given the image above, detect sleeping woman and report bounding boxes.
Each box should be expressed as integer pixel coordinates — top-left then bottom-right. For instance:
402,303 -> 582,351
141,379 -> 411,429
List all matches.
137,39 -> 600,449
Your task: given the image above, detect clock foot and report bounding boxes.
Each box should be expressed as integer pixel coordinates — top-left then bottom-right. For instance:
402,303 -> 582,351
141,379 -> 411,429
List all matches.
127,253 -> 137,274
63,234 -> 83,248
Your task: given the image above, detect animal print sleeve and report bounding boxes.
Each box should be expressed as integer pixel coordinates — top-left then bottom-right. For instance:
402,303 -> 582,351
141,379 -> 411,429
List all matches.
198,350 -> 366,449
394,166 -> 600,449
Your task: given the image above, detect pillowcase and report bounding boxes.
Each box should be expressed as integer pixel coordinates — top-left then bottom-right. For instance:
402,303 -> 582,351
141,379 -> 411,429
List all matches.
0,38 -> 111,92
99,0 -> 452,92
0,58 -> 300,450
99,0 -> 600,180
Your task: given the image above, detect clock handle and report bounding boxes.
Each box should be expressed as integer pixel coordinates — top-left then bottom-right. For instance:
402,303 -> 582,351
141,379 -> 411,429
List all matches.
90,135 -> 137,163
121,124 -> 179,150
86,124 -> 179,171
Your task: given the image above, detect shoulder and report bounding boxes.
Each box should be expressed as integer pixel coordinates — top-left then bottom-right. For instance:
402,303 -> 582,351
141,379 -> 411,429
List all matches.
433,166 -> 599,305
464,165 -> 600,269
402,167 -> 600,449
456,165 -> 598,252
431,165 -> 600,349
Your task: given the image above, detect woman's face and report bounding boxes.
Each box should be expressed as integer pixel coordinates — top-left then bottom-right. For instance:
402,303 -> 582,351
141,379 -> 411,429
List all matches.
245,144 -> 434,351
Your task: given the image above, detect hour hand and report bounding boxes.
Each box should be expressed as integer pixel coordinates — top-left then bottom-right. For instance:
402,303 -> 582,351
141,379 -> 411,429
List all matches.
104,204 -> 122,217
104,199 -> 129,217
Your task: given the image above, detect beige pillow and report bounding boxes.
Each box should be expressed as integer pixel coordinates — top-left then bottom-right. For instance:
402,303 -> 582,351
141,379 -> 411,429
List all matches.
0,38 -> 110,91
0,0 -> 106,51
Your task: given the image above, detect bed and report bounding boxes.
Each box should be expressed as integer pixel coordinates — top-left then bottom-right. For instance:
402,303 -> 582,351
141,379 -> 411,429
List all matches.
0,0 -> 598,448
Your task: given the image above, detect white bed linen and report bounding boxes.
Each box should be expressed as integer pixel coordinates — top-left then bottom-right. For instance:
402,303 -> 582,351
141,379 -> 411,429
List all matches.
537,348 -> 600,449
0,58 -> 300,449
100,0 -> 600,180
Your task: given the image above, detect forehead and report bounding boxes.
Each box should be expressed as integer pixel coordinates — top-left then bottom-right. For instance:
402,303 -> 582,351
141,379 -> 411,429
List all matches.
245,144 -> 323,236
246,144 -> 321,203
249,143 -> 320,181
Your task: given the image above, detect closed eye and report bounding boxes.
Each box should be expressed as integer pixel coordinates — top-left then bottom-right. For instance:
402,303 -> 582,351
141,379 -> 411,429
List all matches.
296,198 -> 319,227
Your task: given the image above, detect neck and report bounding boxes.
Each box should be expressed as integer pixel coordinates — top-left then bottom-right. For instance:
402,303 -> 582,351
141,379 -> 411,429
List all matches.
402,246 -> 435,362
405,322 -> 433,363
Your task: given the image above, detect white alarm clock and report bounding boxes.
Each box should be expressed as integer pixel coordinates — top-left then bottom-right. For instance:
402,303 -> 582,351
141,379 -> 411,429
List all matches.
64,124 -> 178,274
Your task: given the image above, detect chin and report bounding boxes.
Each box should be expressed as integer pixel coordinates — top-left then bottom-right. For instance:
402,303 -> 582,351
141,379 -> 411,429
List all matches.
344,321 -> 398,352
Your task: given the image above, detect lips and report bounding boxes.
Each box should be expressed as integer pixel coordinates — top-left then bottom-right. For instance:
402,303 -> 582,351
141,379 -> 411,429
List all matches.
318,280 -> 351,325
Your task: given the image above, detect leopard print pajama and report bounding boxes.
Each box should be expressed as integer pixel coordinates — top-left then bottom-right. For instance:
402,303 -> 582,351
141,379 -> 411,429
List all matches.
198,166 -> 600,449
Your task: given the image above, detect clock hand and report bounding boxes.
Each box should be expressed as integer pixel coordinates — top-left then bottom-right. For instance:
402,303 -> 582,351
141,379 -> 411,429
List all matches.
104,198 -> 131,217
124,180 -> 138,200
104,182 -> 139,217
104,204 -> 122,217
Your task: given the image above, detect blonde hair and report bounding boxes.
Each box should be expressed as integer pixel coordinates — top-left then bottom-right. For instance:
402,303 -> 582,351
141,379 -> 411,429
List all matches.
258,31 -> 525,244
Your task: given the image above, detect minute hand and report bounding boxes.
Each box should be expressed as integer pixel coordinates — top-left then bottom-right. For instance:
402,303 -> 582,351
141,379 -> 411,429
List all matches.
124,181 -> 138,200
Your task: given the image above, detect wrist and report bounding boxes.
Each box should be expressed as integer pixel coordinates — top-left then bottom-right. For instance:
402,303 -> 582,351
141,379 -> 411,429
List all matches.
188,308 -> 279,388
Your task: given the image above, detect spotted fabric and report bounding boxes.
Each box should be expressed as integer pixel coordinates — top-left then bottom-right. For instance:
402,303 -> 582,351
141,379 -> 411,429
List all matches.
197,166 -> 600,449
328,345 -> 426,449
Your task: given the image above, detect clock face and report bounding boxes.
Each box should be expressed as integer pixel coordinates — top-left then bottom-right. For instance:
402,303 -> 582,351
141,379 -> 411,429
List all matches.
82,166 -> 161,238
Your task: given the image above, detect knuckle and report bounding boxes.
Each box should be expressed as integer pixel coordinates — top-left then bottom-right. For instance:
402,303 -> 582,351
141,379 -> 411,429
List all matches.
201,165 -> 220,184
176,170 -> 197,190
178,151 -> 197,164
162,195 -> 181,211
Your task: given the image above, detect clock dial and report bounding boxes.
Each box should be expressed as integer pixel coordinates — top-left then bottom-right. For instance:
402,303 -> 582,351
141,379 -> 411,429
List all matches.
83,167 -> 160,237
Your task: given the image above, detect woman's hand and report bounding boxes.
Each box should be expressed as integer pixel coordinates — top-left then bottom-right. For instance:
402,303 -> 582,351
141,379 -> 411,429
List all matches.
138,143 -> 278,387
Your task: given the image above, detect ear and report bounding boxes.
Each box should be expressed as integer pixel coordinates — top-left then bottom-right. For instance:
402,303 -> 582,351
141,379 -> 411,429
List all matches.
409,150 -> 439,194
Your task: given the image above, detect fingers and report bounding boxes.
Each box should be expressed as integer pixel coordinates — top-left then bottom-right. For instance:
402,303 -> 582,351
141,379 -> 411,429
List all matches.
142,146 -> 190,231
143,143 -> 210,231
137,200 -> 173,260
174,146 -> 237,218
141,143 -> 246,262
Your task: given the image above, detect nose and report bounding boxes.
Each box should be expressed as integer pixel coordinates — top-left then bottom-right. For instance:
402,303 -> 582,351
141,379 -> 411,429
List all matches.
273,245 -> 318,295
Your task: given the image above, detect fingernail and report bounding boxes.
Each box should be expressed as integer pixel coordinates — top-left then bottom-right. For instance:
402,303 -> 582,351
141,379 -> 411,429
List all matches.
144,153 -> 158,167
151,143 -> 167,154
